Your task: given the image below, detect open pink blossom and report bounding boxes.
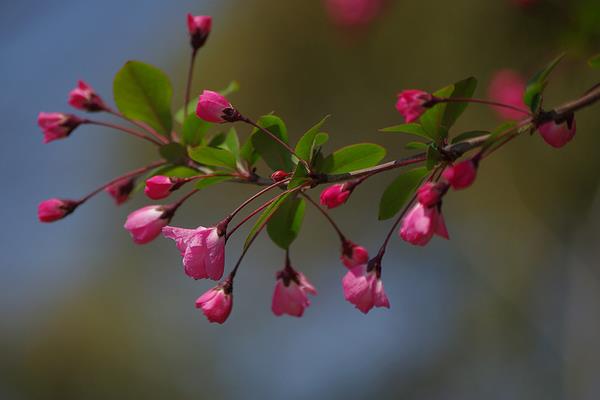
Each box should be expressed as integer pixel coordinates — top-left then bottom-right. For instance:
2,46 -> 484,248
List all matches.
38,198 -> 79,223
395,90 -> 432,123
124,205 -> 171,244
187,14 -> 212,49
196,90 -> 235,123
68,80 -> 107,112
399,202 -> 449,246
342,263 -> 389,314
320,183 -> 352,209
272,267 -> 317,317
488,69 -> 527,120
38,112 -> 84,143
442,159 -> 478,190
105,177 -> 135,205
325,0 -> 384,27
341,240 -> 369,268
162,225 -> 225,280
145,176 -> 180,200
416,182 -> 447,207
196,282 -> 232,324
538,119 -> 576,148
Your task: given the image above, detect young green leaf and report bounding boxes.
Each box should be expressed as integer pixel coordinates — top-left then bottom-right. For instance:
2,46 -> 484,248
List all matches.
240,136 -> 260,167
378,167 -> 429,220
379,123 -> 434,140
175,80 -> 240,123
404,141 -> 429,150
113,61 -> 173,135
188,146 -> 238,170
159,143 -> 187,164
523,53 -> 565,112
295,115 -> 330,162
426,145 -> 441,170
442,76 -> 478,129
267,196 -> 306,249
419,85 -> 454,142
182,114 -> 210,146
319,143 -> 386,174
195,176 -> 233,190
250,115 -> 294,171
244,192 -> 292,250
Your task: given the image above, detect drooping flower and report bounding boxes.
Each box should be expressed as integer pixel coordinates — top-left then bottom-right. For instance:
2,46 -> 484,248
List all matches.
538,118 -> 576,148
162,225 -> 225,280
144,176 -> 183,200
272,266 -> 317,317
195,281 -> 233,324
487,69 -> 527,120
325,0 -> 384,27
124,205 -> 172,244
442,159 -> 478,190
320,183 -> 352,209
68,80 -> 107,112
105,177 -> 135,205
342,262 -> 389,314
38,112 -> 84,143
399,202 -> 449,246
416,182 -> 448,207
38,198 -> 79,223
187,14 -> 212,50
196,90 -> 237,123
395,90 -> 432,123
340,240 -> 369,268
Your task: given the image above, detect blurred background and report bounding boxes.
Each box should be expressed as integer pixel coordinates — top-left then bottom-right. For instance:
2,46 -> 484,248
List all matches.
1,0 -> 600,399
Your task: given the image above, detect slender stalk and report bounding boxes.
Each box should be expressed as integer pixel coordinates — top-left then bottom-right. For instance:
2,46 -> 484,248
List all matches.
225,178 -> 291,223
226,189 -> 290,239
436,97 -> 533,116
106,108 -> 169,144
171,189 -> 200,211
300,192 -> 346,242
184,49 -> 198,120
85,120 -> 163,146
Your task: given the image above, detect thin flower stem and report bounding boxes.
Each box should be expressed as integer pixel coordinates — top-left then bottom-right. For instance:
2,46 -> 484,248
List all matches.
79,160 -> 166,203
106,109 -> 169,144
225,178 -> 291,224
437,97 -> 533,117
226,189 -> 290,240
85,120 -> 163,146
300,192 -> 346,242
171,189 -> 200,211
183,49 -> 198,121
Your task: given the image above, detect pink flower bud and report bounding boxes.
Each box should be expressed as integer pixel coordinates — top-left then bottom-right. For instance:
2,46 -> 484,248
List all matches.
196,90 -> 236,123
105,177 -> 135,205
144,176 -> 181,200
272,266 -> 317,317
325,0 -> 384,27
416,182 -> 448,207
195,282 -> 232,324
124,205 -> 171,244
320,183 -> 352,209
342,263 -> 389,314
341,240 -> 369,268
395,90 -> 432,123
68,80 -> 107,112
538,119 -> 576,149
270,170 -> 289,182
162,225 -> 225,280
38,198 -> 79,223
399,202 -> 449,246
37,112 -> 84,143
187,14 -> 212,50
487,70 -> 527,120
442,159 -> 478,190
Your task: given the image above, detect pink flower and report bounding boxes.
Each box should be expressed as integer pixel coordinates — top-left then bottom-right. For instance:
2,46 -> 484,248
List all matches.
68,80 -> 107,112
342,263 -> 389,314
395,90 -> 432,123
399,202 -> 449,246
325,0 -> 384,27
124,205 -> 172,244
270,170 -> 290,182
488,69 -> 527,120
37,112 -> 84,143
196,282 -> 232,324
105,177 -> 135,205
187,14 -> 212,49
272,266 -> 317,317
38,198 -> 79,223
144,176 -> 181,200
341,240 -> 369,268
538,119 -> 576,148
162,225 -> 225,280
196,90 -> 236,123
320,183 -> 352,209
442,159 -> 478,190
416,182 -> 447,207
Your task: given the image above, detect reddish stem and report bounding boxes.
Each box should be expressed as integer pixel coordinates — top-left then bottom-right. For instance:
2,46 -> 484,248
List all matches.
85,120 -> 163,146
437,97 -> 533,117
106,109 -> 169,144
300,192 -> 346,242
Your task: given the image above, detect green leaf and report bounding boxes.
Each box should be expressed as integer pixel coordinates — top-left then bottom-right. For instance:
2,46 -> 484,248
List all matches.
195,176 -> 233,190
426,145 -> 441,170
244,192 -> 292,250
589,54 -> 600,69
267,196 -> 306,249
419,85 -> 454,142
314,132 -> 329,147
221,128 -> 240,158
250,115 -> 294,171
523,53 -> 565,112
442,76 -> 477,129
295,115 -> 330,162
113,61 -> 173,135
287,165 -> 310,189
188,146 -> 237,170
159,143 -> 187,164
378,167 -> 429,220
175,80 -> 240,123
404,141 -> 429,150
182,114 -> 210,147
379,123 -> 434,140
240,137 -> 260,167
320,143 -> 386,174
451,130 -> 489,144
